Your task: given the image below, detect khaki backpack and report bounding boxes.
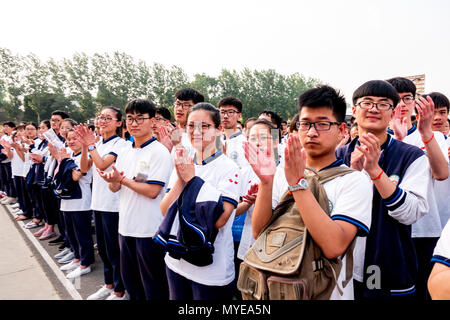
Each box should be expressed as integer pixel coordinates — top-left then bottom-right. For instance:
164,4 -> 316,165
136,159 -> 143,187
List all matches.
237,166 -> 356,300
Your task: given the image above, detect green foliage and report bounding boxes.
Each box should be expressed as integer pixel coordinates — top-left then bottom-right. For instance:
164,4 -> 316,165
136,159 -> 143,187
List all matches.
0,47 -> 322,124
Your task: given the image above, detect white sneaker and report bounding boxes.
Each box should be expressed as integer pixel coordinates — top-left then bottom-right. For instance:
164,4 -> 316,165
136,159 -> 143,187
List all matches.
58,251 -> 75,264
66,266 -> 91,279
60,260 -> 81,271
10,203 -> 20,209
3,197 -> 17,205
106,292 -> 129,300
13,209 -> 23,215
54,248 -> 71,259
87,285 -> 114,300
0,197 -> 11,204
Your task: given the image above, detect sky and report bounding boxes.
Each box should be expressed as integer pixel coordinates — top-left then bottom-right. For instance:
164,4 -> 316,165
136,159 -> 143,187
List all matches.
1,0 -> 450,103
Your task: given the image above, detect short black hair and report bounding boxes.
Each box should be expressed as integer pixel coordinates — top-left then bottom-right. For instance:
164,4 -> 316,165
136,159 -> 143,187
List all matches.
352,80 -> 400,108
3,121 -> 16,128
62,118 -> 78,127
41,120 -> 51,130
217,96 -> 243,113
174,88 -> 205,104
386,77 -> 416,96
51,110 -> 70,119
298,85 -> 347,123
422,92 -> 449,112
156,107 -> 172,121
258,110 -> 282,129
125,99 -> 156,118
26,122 -> 38,130
187,102 -> 221,128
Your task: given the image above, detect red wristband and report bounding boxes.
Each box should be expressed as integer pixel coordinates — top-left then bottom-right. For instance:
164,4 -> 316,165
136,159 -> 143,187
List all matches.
371,169 -> 384,181
422,133 -> 434,144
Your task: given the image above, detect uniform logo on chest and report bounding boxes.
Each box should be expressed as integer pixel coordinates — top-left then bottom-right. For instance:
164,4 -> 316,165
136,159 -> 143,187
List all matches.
388,174 -> 400,185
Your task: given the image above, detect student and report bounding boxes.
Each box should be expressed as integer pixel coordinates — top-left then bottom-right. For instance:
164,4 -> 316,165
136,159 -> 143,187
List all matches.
248,86 -> 372,300
258,110 -> 283,165
386,77 -> 448,300
243,117 -> 257,138
0,121 -> 18,204
219,96 -> 249,170
152,107 -> 172,142
288,113 -> 300,138
336,80 -> 430,300
57,129 -> 95,279
98,99 -> 173,300
428,220 -> 450,299
160,103 -> 241,300
428,92 -> 450,229
77,107 -> 129,300
159,88 -> 204,156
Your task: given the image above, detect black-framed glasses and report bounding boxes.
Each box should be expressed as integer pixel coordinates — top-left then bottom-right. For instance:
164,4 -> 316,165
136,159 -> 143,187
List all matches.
125,117 -> 150,125
96,116 -> 117,123
186,122 -> 213,132
296,121 -> 341,131
154,116 -> 167,122
400,95 -> 415,105
356,101 -> 393,111
174,101 -> 194,109
220,109 -> 240,117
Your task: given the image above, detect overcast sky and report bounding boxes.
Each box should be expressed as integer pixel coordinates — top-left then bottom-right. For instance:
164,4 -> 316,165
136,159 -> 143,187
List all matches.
2,0 -> 450,103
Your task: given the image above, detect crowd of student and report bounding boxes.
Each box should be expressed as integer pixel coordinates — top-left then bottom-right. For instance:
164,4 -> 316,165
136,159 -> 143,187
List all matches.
0,78 -> 449,300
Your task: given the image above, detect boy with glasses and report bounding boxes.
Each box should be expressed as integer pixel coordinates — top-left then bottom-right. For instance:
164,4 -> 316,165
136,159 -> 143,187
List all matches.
336,80 -> 431,300
98,99 -> 173,300
386,77 -> 448,300
152,107 -> 173,142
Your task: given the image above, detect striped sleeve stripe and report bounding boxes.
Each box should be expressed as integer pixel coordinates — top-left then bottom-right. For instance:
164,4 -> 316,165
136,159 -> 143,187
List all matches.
390,285 -> 416,296
108,152 -> 118,157
383,187 -> 407,210
331,215 -> 370,236
146,180 -> 165,186
431,255 -> 450,267
222,196 -> 238,208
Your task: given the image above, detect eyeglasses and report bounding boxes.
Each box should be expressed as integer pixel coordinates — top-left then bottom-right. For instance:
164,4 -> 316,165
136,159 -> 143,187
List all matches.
96,116 -> 117,123
125,117 -> 150,125
220,110 -> 240,117
356,101 -> 393,111
154,117 -> 167,122
400,95 -> 415,105
296,121 -> 341,131
174,101 -> 194,110
186,122 -> 213,132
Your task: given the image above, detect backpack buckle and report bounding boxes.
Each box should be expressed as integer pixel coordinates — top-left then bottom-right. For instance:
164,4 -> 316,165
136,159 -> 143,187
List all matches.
312,258 -> 324,272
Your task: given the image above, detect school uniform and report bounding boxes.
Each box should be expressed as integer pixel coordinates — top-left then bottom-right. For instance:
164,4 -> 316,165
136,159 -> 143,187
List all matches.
222,131 -> 249,169
164,150 -> 241,300
91,135 -> 129,293
434,136 -> 450,229
0,134 -> 16,197
431,220 -> 450,269
387,126 -> 447,300
60,152 -> 94,267
337,135 -> 430,299
115,137 -> 173,300
272,158 -> 372,300
11,145 -> 32,217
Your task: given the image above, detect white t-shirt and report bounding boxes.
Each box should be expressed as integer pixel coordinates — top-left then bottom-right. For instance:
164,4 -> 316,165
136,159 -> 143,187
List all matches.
272,163 -> 373,300
237,166 -> 260,260
431,219 -> 450,266
90,135 -> 130,212
60,153 -> 93,212
22,137 -> 41,177
222,131 -> 249,169
165,151 -> 242,286
11,147 -> 25,177
399,128 -> 447,238
433,137 -> 450,228
0,135 -> 12,164
115,137 -> 173,238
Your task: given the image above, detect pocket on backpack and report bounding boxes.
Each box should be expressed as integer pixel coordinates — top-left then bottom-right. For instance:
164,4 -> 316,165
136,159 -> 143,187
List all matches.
267,276 -> 308,300
237,262 -> 268,300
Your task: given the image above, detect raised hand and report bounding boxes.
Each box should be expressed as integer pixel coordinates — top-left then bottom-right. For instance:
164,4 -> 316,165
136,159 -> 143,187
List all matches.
159,125 -> 174,152
97,165 -> 124,183
58,147 -> 71,161
355,133 -> 382,178
242,183 -> 259,204
74,124 -> 96,147
244,141 -> 276,185
415,95 -> 435,141
284,134 -> 307,186
350,148 -> 365,171
392,106 -> 408,141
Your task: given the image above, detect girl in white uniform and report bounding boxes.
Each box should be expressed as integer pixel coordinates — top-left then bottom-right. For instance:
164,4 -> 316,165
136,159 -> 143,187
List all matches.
161,103 -> 241,300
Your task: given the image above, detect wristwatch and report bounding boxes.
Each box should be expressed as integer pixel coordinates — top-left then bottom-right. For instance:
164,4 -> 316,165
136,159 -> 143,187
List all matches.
87,144 -> 96,151
287,178 -> 308,192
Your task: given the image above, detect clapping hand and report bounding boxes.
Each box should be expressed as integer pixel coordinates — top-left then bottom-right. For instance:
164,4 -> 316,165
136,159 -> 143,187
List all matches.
97,165 -> 124,184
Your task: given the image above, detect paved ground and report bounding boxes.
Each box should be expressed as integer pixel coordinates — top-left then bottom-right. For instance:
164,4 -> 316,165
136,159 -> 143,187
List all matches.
0,203 -> 105,300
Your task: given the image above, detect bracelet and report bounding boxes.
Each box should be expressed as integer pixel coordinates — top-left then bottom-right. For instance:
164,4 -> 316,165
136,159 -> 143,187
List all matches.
422,133 -> 434,144
119,176 -> 126,185
371,169 -> 384,181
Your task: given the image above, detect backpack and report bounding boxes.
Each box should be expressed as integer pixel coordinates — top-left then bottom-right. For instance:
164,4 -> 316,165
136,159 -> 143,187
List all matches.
237,166 -> 356,300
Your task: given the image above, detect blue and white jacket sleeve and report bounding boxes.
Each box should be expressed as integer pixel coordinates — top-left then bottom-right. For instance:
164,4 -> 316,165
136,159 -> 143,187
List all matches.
431,220 -> 450,267
385,155 -> 430,225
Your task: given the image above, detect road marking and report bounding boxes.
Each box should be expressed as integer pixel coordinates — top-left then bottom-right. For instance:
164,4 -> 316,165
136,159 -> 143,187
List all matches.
3,205 -> 83,300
